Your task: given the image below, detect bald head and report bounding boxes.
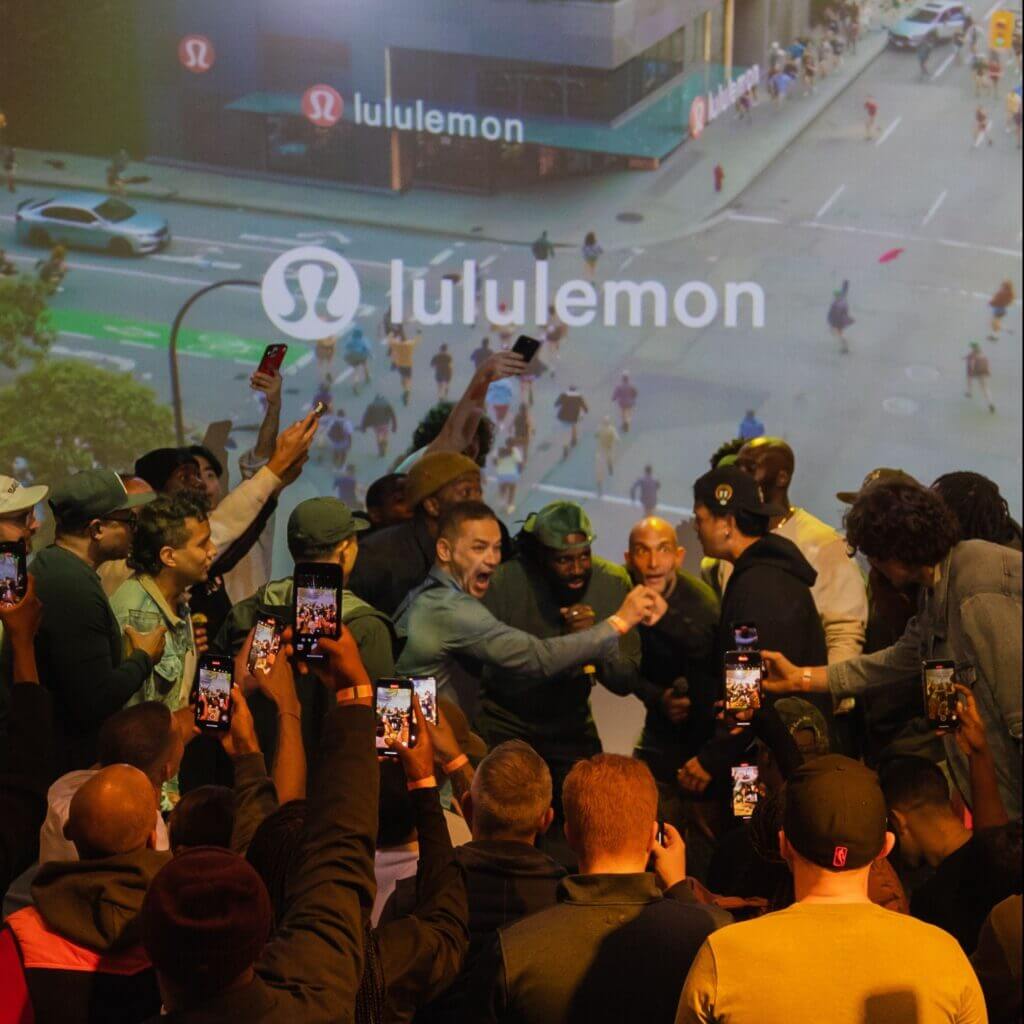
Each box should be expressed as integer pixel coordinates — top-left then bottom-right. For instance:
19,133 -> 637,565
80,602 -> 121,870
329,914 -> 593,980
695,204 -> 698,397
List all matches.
737,437 -> 794,505
66,765 -> 158,859
625,517 -> 683,595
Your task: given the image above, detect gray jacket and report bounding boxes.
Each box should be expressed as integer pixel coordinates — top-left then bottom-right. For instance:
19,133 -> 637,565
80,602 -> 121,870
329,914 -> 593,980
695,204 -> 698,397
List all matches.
830,540 -> 1022,819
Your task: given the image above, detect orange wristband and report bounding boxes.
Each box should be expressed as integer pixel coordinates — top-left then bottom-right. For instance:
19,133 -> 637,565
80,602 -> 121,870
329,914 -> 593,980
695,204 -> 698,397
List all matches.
608,615 -> 629,635
406,775 -> 437,792
443,753 -> 469,775
336,684 -> 374,702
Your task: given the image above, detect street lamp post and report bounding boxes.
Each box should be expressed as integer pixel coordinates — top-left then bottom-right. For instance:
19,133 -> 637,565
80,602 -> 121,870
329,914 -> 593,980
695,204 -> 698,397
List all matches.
168,278 -> 260,445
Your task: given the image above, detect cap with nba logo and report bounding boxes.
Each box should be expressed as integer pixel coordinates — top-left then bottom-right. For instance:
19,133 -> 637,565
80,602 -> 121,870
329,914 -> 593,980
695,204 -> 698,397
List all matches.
783,754 -> 888,871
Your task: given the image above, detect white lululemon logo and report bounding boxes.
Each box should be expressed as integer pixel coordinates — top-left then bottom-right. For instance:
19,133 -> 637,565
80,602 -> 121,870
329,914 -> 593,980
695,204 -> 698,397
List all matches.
179,35 -> 215,73
261,247 -> 361,341
302,85 -> 344,128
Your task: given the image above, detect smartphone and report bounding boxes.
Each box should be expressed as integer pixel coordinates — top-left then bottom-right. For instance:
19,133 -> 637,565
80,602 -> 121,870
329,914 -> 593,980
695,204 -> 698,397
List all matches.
375,679 -> 417,757
656,821 -> 666,845
248,614 -> 284,675
312,400 -> 328,418
724,650 -> 763,723
922,659 -> 959,732
257,343 -> 288,376
410,676 -> 438,725
512,334 -> 542,364
0,542 -> 28,607
731,765 -> 760,819
732,621 -> 759,649
293,562 -> 341,661
195,654 -> 234,733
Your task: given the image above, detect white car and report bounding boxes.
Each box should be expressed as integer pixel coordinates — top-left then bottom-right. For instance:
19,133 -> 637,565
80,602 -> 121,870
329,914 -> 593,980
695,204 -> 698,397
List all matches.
889,1 -> 970,47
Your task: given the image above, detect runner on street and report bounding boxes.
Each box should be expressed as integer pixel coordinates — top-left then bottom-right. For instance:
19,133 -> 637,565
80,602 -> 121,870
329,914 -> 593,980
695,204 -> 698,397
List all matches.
594,416 -> 620,497
555,385 -> 589,459
431,342 -> 454,400
964,342 -> 995,413
611,372 -> 639,433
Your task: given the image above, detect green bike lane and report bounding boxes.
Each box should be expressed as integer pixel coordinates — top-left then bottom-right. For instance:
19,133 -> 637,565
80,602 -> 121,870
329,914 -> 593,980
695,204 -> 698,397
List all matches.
49,308 -> 311,368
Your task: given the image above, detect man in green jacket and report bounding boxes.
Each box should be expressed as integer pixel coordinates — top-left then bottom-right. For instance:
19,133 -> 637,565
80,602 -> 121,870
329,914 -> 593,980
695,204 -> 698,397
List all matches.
480,502 -> 655,835
215,497 -> 395,766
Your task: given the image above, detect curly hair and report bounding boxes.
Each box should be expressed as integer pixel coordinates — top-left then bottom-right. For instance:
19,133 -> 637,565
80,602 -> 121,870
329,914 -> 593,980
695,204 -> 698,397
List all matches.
406,401 -> 495,468
844,482 -> 959,567
127,492 -> 208,576
709,437 -> 746,469
932,471 -> 1017,546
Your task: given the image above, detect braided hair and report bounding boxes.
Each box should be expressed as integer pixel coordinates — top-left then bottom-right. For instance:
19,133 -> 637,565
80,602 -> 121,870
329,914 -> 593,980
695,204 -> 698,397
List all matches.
932,471 -> 1018,546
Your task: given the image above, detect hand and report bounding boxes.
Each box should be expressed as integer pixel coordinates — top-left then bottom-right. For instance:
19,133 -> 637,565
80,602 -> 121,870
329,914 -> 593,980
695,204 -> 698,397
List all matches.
714,698 -> 756,735
428,703 -> 464,764
193,624 -> 209,657
953,683 -> 988,756
220,685 -> 260,759
760,650 -> 807,693
0,574 -> 43,645
660,689 -> 692,724
267,412 -> 318,479
125,624 -> 167,664
478,350 -> 527,383
644,589 -> 668,627
171,704 -> 200,747
615,585 -> 658,629
311,627 -> 372,696
560,603 -> 596,634
387,694 -> 436,782
234,627 -> 259,695
677,756 -> 713,795
252,628 -> 300,715
650,822 -> 687,889
251,369 -> 283,407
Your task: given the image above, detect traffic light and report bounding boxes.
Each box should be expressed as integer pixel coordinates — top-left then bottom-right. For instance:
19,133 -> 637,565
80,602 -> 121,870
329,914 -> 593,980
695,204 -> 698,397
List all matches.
988,10 -> 1014,51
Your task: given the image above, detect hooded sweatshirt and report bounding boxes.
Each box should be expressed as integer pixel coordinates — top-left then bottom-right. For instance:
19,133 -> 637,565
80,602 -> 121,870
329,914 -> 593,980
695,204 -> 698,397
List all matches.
1,847 -> 168,1024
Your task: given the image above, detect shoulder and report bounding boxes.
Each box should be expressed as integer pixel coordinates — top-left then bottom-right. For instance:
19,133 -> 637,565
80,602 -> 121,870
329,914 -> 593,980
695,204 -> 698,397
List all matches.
591,557 -> 632,591
673,571 -> 721,615
109,577 -> 149,615
950,539 -> 1021,597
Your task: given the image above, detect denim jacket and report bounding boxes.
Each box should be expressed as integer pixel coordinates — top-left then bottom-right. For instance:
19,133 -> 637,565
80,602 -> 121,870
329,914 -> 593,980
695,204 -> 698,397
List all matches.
830,540 -> 1022,819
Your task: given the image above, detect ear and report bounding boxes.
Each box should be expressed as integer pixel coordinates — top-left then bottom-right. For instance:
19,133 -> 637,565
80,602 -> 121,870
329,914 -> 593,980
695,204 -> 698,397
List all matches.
649,820 -> 659,852
436,536 -> 453,564
674,546 -> 685,569
159,544 -> 177,571
889,808 -> 908,834
878,831 -> 897,860
777,469 -> 791,489
146,828 -> 159,851
459,791 -> 474,831
422,496 -> 440,519
539,806 -> 555,836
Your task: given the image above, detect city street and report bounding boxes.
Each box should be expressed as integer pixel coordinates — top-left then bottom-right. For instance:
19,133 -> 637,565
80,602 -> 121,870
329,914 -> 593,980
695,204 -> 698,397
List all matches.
1,33 -> 1020,752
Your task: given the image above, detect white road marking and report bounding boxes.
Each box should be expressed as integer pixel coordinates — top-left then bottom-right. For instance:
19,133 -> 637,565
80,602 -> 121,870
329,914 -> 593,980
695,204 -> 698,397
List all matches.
153,253 -> 243,270
296,229 -> 351,245
931,51 -> 957,79
875,116 -> 902,147
983,0 -> 1003,19
532,482 -> 693,518
922,189 -> 948,226
240,232 -> 312,247
356,304 -> 377,318
725,212 -> 783,224
479,254 -> 498,269
799,220 -> 1021,259
429,248 -> 454,266
52,341 -> 135,372
284,350 -> 314,376
816,184 -> 846,219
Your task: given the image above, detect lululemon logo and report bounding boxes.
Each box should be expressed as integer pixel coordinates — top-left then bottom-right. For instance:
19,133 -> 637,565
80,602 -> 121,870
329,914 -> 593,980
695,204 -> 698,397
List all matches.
689,96 -> 707,140
302,85 -> 344,128
261,246 -> 361,341
178,35 -> 215,73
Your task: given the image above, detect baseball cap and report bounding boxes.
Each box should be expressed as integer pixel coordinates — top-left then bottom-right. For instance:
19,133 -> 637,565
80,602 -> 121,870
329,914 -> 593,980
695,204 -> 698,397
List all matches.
0,475 -> 48,517
774,698 -> 831,759
404,452 -> 480,510
141,847 -> 272,997
522,501 -> 595,551
49,469 -> 155,527
783,754 -> 888,871
693,466 -> 785,519
836,467 -> 920,504
134,448 -> 199,492
287,496 -> 369,552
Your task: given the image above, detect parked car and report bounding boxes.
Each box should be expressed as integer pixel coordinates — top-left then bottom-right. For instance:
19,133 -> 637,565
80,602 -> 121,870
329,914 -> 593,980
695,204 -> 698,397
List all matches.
15,192 -> 171,256
889,1 -> 969,47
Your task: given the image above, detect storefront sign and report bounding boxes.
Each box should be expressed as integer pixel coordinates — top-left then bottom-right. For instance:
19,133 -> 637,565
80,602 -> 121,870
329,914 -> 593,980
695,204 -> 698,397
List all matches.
705,65 -> 761,124
689,96 -> 707,140
352,94 -> 524,144
178,35 -> 215,73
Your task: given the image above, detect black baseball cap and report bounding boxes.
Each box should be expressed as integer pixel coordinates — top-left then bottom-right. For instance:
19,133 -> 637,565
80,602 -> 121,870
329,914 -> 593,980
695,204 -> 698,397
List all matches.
49,469 -> 155,528
783,755 -> 888,871
693,466 -> 785,519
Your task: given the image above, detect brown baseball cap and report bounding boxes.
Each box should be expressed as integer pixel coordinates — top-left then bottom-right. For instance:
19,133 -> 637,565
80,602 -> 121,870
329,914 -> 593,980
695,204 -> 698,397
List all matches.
404,452 -> 481,510
783,755 -> 888,871
836,468 -> 920,504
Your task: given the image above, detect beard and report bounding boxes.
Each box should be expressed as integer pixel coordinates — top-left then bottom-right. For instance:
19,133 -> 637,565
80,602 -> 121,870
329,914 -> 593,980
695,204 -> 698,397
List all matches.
546,568 -> 593,608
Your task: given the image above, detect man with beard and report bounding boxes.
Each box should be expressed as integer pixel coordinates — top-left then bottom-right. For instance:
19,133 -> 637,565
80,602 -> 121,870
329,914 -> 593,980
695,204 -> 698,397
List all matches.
396,501 -> 657,717
479,502 -> 660,845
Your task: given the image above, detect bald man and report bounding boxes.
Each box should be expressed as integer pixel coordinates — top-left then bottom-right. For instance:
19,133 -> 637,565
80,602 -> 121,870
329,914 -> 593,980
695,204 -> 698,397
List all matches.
624,518 -> 720,846
65,764 -> 160,858
711,438 -> 868,665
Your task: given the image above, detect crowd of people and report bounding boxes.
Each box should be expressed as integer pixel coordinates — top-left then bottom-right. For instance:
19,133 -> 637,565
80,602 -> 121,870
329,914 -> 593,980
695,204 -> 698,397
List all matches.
0,334 -> 1021,1024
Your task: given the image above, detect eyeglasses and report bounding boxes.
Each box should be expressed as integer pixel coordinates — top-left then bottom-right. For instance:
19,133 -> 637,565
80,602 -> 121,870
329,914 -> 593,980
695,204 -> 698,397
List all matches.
103,513 -> 137,529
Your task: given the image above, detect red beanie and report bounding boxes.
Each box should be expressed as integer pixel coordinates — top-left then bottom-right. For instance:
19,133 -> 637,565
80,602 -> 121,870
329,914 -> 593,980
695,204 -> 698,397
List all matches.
141,847 -> 273,996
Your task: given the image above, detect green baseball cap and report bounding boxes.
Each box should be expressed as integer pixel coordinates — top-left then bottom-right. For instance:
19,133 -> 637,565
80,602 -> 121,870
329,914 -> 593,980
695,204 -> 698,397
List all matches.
774,698 -> 831,759
287,497 -> 369,553
522,501 -> 595,551
49,469 -> 155,527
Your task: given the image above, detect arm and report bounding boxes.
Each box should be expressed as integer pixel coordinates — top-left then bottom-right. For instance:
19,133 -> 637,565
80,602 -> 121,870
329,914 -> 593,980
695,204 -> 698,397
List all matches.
256,634 -> 378,1018
814,541 -> 868,663
208,466 -> 282,553
208,496 -> 278,578
251,370 -> 283,462
953,684 -> 1009,829
674,940 -> 718,1024
959,594 -> 1022,744
460,935 -> 509,1024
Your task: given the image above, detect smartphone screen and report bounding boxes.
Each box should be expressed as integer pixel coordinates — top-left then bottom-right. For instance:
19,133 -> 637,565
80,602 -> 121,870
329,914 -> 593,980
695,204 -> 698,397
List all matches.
724,650 -> 763,722
732,621 -> 759,649
258,343 -> 288,376
922,659 -> 958,731
0,543 -> 27,607
293,562 -> 341,660
375,680 -> 416,756
731,765 -> 760,818
195,655 -> 233,732
512,334 -> 541,364
248,614 -> 283,675
411,676 -> 438,725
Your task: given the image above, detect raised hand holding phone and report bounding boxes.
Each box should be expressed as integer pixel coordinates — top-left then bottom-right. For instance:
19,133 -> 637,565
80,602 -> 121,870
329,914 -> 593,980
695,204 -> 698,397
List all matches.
219,686 -> 260,759
387,693 -> 435,783
252,626 -> 299,716
650,821 -> 687,889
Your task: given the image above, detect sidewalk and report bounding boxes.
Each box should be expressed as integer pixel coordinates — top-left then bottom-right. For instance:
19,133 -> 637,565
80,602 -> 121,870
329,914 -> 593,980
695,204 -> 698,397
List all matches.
9,33 -> 888,252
